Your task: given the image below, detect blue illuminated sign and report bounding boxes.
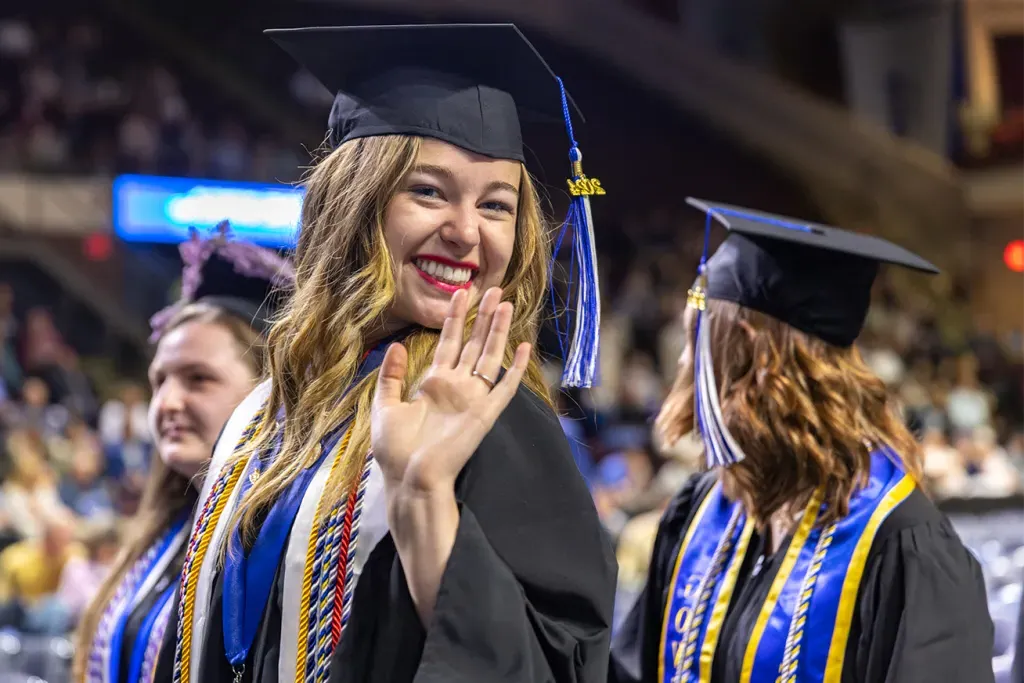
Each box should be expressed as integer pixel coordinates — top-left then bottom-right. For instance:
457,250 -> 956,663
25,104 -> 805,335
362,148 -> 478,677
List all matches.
112,174 -> 304,248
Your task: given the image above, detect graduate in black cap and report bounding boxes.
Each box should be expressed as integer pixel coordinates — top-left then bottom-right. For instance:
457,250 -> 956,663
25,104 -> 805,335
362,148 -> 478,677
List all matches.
165,23 -> 616,683
73,223 -> 293,683
609,199 -> 995,683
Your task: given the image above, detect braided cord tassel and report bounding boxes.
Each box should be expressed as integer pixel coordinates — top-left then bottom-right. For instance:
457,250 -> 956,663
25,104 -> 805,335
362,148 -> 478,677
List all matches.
335,455 -> 373,638
140,589 -> 177,683
85,532 -> 166,683
295,427 -> 358,683
671,507 -> 745,683
173,409 -> 264,683
777,492 -> 834,683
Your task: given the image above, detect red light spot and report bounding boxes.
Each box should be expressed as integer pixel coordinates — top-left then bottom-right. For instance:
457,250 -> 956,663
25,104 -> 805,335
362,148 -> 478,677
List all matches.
1004,239 -> 1024,273
83,233 -> 112,261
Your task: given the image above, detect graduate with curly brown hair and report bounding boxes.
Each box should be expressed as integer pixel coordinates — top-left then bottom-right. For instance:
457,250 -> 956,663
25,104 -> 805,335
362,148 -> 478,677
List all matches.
610,199 -> 994,683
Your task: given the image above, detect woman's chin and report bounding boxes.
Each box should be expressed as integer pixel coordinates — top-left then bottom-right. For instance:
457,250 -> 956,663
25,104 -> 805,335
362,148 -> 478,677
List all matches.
391,281 -> 489,332
159,444 -> 207,479
405,299 -> 459,331
415,311 -> 448,331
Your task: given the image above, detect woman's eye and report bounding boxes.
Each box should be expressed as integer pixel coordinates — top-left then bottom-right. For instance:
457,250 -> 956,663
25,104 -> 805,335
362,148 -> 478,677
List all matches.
410,186 -> 442,200
482,200 -> 514,215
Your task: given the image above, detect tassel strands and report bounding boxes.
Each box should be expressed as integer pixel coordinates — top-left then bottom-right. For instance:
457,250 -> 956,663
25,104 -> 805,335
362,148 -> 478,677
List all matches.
690,211 -> 747,468
552,76 -> 603,388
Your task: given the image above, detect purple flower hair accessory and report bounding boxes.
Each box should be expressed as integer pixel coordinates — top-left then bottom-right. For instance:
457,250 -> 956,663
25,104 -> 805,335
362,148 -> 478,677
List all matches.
148,221 -> 296,342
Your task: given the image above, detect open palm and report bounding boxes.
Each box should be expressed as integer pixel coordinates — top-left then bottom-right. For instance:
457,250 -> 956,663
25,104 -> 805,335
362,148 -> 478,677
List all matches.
371,287 -> 531,494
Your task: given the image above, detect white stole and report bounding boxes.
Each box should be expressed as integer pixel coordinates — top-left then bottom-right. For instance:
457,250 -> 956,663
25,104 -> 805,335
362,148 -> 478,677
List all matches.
184,378 -> 389,683
129,526 -> 188,613
187,379 -> 271,683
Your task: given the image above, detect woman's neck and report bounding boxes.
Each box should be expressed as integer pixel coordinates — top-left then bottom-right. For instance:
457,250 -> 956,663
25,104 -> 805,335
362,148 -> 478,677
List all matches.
364,322 -> 418,349
721,472 -> 808,555
765,509 -> 797,555
756,500 -> 808,556
363,325 -> 392,348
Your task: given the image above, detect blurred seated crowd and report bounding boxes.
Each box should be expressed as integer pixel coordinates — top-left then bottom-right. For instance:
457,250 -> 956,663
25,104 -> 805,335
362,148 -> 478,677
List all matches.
0,10 -> 1021,679
0,15 -> 302,182
0,285 -> 153,643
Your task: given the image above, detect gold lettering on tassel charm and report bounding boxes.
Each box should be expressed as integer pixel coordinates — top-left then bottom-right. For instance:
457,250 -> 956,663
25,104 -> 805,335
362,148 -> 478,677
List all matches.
686,274 -> 708,311
566,156 -> 606,197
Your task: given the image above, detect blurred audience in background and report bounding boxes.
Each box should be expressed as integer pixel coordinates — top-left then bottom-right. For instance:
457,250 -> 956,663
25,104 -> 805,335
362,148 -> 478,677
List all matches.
0,16 -> 302,182
0,5 -> 1021,682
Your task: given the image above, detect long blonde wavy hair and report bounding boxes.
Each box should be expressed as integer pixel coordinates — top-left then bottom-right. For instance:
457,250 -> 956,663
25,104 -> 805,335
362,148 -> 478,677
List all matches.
73,302 -> 265,681
655,298 -> 921,528
222,135 -> 552,551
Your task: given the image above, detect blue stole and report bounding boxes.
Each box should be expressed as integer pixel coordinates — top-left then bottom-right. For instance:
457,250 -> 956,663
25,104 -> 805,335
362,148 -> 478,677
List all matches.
126,583 -> 176,683
659,450 -> 915,683
221,334 -> 400,673
106,515 -> 188,683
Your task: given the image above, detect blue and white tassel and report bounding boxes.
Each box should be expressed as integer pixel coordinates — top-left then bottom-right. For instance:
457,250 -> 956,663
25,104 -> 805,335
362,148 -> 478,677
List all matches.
689,210 -> 746,468
552,76 -> 603,388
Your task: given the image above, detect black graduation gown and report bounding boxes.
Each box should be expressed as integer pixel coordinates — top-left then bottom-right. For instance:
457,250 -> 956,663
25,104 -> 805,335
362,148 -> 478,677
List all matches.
119,545 -> 184,683
1012,583 -> 1024,683
168,385 -> 618,683
609,472 -> 996,683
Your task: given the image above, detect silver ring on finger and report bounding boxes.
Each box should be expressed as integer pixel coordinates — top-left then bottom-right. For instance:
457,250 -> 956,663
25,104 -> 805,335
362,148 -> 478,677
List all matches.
471,369 -> 497,389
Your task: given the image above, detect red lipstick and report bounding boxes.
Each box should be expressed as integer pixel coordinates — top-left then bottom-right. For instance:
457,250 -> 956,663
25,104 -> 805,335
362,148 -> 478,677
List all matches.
412,255 -> 477,293
414,254 -> 479,270
415,268 -> 472,293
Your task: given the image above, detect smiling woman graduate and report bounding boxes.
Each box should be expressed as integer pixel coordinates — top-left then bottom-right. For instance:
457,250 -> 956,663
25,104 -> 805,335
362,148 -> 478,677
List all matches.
608,200 -> 995,683
72,225 -> 292,683
162,23 -> 617,683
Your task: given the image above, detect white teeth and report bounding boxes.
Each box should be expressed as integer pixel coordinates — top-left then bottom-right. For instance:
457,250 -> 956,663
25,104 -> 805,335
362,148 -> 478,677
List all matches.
415,258 -> 473,285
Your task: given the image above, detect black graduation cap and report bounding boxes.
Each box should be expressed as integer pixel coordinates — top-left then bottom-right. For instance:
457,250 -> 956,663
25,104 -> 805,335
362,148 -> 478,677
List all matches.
267,23 -> 605,388
687,198 -> 939,347
265,23 -> 583,162
149,225 -> 296,342
191,251 -> 283,336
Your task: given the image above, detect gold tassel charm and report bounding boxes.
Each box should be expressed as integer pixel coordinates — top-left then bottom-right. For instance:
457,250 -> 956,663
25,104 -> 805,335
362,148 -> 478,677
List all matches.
687,274 -> 708,311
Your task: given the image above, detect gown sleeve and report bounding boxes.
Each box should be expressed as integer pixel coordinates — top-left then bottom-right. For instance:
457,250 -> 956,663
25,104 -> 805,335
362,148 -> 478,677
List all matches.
852,519 -> 995,683
412,387 -> 618,683
1012,582 -> 1024,683
607,472 -> 711,683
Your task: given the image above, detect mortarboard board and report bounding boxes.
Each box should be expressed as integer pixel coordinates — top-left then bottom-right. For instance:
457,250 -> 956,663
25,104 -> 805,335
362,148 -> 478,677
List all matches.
682,198 -> 939,469
687,198 -> 939,347
267,23 -> 604,387
265,24 -> 583,162
149,222 -> 296,342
